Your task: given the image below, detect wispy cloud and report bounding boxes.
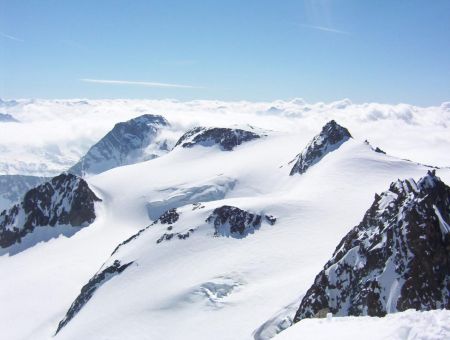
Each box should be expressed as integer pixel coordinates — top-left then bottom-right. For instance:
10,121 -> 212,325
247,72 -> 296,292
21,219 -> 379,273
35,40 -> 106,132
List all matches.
0,31 -> 24,42
299,23 -> 349,35
80,78 -> 202,89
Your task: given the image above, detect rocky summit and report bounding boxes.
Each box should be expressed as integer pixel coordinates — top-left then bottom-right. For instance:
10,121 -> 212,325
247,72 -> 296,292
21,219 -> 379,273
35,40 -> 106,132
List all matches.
294,170 -> 450,322
290,120 -> 352,175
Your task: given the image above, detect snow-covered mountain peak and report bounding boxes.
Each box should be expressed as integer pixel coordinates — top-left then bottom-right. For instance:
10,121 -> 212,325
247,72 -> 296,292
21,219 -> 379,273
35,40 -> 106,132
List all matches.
174,126 -> 261,151
320,120 -> 352,141
128,113 -> 168,126
69,114 -> 170,176
293,170 -> 450,323
289,120 -> 352,175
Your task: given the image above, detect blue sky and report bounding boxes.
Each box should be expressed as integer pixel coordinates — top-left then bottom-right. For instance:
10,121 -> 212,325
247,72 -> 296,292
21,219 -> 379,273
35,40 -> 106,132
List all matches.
1,0 -> 449,105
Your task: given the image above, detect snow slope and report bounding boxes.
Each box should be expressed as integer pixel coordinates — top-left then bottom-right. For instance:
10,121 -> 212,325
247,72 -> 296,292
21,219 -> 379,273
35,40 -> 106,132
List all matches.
0,103 -> 449,339
1,135 -> 443,339
53,136 -> 447,340
276,309 -> 450,340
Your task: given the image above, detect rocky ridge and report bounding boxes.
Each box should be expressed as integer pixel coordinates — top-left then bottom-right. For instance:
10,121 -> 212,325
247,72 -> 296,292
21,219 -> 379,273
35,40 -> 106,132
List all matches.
290,120 -> 352,175
293,171 -> 450,322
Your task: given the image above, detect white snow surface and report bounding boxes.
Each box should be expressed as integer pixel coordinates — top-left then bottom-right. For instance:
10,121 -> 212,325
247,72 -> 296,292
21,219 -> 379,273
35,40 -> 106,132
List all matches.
0,99 -> 449,340
276,309 -> 450,340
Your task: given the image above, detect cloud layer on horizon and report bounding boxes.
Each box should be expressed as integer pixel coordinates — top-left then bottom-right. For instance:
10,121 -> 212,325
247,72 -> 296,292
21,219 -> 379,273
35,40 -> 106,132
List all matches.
0,98 -> 449,176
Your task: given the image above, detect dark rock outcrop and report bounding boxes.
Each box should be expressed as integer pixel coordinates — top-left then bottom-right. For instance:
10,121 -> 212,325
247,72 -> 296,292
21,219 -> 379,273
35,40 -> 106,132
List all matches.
206,205 -> 276,237
152,208 -> 197,244
156,228 -> 195,244
0,173 -> 101,248
174,127 -> 261,151
55,260 -> 133,335
374,147 -> 386,154
290,120 -> 352,175
294,170 -> 450,322
69,114 -> 169,176
156,208 -> 180,225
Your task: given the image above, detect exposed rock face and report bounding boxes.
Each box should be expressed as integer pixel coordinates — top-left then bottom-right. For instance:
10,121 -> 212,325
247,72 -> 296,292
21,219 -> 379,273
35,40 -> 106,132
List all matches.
294,171 -> 450,322
206,205 -> 276,237
0,113 -> 19,122
174,127 -> 261,151
290,120 -> 352,175
0,173 -> 101,248
55,260 -> 133,335
0,174 -> 49,212
69,114 -> 170,176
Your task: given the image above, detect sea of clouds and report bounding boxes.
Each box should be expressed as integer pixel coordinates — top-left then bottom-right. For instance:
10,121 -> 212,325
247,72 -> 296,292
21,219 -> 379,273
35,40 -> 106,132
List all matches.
1,98 -> 449,176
